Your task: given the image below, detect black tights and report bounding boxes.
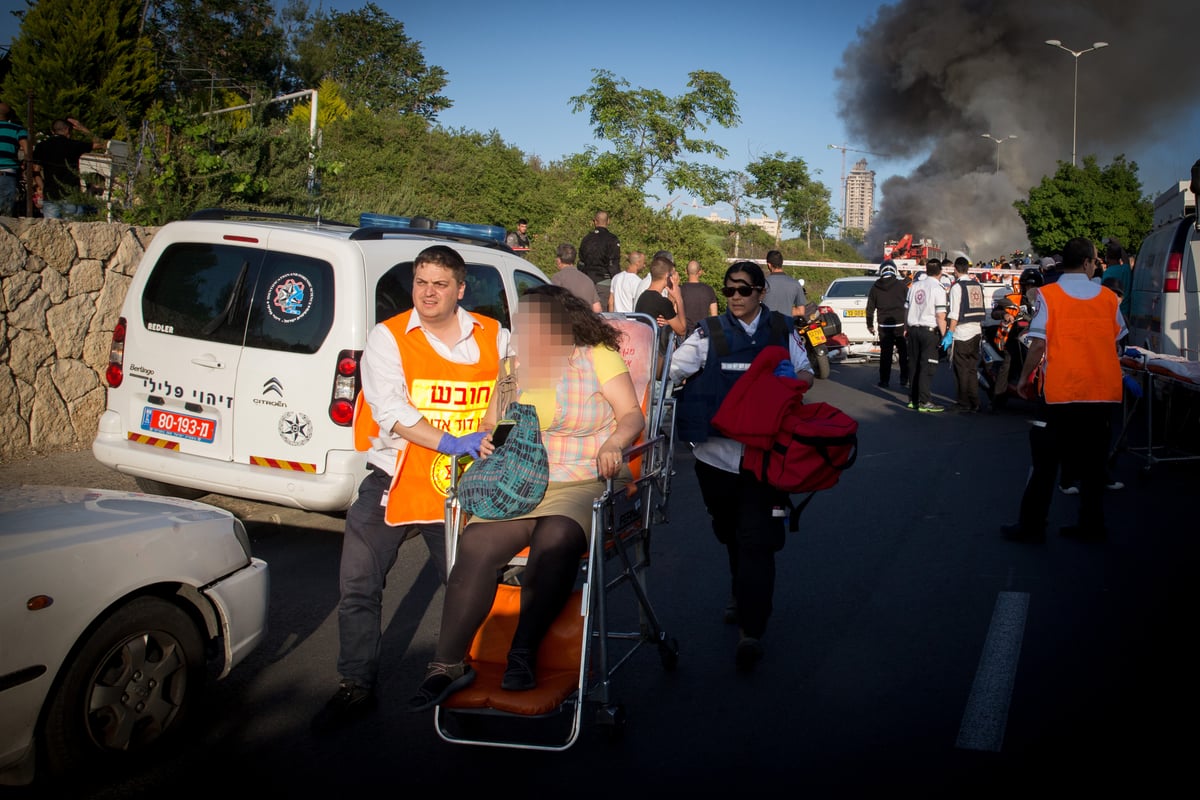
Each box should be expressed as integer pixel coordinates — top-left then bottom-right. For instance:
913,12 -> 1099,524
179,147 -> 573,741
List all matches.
433,515 -> 586,663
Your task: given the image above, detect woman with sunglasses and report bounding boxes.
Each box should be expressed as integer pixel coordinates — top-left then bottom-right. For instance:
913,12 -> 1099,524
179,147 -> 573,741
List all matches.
668,260 -> 814,671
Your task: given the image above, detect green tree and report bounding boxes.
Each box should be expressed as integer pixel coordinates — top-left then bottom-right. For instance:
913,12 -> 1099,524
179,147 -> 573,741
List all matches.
784,179 -> 834,249
1,0 -> 159,137
746,152 -> 811,248
145,0 -> 287,110
569,69 -> 740,198
291,2 -> 450,118
1014,155 -> 1153,255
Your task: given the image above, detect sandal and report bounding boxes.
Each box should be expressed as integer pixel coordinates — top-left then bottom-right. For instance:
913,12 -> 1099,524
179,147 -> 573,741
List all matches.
500,648 -> 537,691
406,661 -> 475,712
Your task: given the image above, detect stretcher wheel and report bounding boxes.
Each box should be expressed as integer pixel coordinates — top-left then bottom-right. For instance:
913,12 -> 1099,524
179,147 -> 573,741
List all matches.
595,703 -> 626,740
658,636 -> 680,671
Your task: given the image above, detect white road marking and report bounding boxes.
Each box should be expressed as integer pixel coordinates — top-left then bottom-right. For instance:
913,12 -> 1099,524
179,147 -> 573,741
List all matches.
955,590 -> 1030,752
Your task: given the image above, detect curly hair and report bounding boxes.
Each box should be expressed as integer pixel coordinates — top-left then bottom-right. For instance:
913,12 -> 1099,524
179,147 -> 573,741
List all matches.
521,284 -> 621,349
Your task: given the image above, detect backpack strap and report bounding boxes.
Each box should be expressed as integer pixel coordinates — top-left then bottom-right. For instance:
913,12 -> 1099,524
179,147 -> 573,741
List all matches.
787,491 -> 817,532
702,315 -> 730,357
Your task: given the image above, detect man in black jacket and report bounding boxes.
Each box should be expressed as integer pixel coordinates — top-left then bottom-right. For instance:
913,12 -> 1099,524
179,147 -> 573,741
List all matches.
578,211 -> 621,309
865,260 -> 910,388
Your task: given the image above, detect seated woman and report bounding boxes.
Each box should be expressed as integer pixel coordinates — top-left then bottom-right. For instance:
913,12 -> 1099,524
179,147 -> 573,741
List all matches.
408,285 -> 645,711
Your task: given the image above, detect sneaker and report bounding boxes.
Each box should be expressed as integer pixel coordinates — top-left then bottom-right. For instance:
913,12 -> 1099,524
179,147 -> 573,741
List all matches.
311,680 -> 377,734
876,381 -> 889,388
735,636 -> 764,672
1106,480 -> 1124,491
1058,484 -> 1079,495
500,648 -> 537,691
407,661 -> 476,712
906,401 -> 916,409
918,402 -> 944,413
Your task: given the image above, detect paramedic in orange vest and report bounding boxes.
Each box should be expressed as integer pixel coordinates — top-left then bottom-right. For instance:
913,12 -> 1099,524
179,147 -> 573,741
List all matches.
313,244 -> 509,734
1000,237 -> 1126,543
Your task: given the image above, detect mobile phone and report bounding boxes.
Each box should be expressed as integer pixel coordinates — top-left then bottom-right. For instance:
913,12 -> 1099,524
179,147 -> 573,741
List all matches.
491,420 -> 516,448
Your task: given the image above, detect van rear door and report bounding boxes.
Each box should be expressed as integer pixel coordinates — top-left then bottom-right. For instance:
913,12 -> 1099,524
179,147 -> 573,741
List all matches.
131,240 -> 262,463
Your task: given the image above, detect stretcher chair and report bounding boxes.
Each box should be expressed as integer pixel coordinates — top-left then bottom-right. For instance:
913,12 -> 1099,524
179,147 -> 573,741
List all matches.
435,312 -> 679,750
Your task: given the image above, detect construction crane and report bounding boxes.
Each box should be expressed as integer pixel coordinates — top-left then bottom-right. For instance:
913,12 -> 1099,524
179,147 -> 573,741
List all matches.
827,143 -> 888,239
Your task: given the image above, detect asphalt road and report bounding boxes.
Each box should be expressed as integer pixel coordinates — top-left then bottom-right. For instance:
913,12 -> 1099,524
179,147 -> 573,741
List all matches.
3,358 -> 1196,797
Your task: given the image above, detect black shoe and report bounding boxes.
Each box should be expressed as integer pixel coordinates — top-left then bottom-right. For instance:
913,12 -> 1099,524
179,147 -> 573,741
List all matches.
900,379 -> 910,388
501,648 -> 537,691
312,680 -> 377,734
1060,524 -> 1107,541
1000,523 -> 1045,543
876,381 -> 889,388
735,636 -> 764,672
407,662 -> 475,712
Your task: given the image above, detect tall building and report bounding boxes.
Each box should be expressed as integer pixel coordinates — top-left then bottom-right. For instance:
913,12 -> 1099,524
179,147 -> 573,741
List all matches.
844,159 -> 876,235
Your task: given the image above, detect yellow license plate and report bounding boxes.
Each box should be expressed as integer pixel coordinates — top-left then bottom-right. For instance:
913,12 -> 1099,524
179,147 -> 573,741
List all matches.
844,309 -> 866,318
806,327 -> 826,345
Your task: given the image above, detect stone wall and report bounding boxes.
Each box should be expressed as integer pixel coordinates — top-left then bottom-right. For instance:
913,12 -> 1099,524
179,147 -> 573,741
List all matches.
1,218 -> 159,461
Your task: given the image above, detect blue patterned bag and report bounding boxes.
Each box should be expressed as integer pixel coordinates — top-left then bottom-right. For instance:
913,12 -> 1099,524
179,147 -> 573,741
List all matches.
458,402 -> 548,520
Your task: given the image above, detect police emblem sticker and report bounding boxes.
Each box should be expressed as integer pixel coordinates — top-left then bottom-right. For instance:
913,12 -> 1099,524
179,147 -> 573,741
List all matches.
267,272 -> 314,324
278,411 -> 313,446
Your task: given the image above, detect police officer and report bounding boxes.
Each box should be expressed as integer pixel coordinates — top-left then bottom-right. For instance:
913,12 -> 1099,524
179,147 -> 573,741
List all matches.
904,258 -> 948,412
944,257 -> 986,412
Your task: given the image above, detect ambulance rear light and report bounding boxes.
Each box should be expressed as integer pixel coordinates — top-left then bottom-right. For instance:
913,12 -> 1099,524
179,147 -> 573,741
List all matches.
328,349 -> 362,426
105,317 -> 127,387
1164,252 -> 1182,293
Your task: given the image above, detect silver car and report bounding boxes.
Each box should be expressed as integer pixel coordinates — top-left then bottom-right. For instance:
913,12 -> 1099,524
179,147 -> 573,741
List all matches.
0,486 -> 269,787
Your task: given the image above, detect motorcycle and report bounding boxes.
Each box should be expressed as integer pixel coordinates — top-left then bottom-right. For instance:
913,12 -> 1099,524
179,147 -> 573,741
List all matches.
794,303 -> 841,380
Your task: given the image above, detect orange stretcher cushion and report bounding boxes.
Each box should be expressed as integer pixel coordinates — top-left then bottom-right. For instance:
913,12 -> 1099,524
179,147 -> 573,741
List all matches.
443,584 -> 585,715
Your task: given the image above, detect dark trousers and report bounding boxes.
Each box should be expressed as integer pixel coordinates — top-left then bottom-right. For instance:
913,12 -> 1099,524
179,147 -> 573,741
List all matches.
908,326 -> 941,407
695,459 -> 788,639
336,467 -> 447,688
951,334 -> 981,410
878,325 -> 909,386
1017,403 -> 1115,532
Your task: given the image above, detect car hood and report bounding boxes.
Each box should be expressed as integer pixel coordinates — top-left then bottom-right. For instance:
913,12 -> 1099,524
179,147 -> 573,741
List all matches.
0,486 -> 235,557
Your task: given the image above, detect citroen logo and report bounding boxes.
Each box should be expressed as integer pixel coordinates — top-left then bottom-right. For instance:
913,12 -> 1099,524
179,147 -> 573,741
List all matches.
263,378 -> 284,397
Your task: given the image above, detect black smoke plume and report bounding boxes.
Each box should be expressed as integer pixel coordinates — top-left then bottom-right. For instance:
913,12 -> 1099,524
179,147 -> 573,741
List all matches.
836,0 -> 1198,261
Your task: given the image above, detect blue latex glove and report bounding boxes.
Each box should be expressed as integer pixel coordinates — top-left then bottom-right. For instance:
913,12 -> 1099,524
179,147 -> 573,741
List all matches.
940,331 -> 954,350
1123,374 -> 1143,399
773,360 -> 797,379
437,431 -> 487,458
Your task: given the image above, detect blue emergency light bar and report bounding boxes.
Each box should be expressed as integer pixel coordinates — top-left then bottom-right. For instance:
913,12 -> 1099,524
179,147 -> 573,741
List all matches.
359,213 -> 507,245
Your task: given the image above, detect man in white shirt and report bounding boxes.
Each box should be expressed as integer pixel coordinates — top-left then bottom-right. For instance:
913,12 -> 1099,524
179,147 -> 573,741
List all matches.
904,259 -> 948,412
945,257 -> 986,412
609,251 -> 645,312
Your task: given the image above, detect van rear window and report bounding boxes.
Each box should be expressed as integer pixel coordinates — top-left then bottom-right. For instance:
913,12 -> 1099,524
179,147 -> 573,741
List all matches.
141,243 -> 334,354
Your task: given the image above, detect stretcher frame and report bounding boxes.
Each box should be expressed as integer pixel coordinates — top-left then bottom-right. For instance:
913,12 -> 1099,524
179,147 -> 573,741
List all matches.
434,312 -> 679,750
1117,356 -> 1200,470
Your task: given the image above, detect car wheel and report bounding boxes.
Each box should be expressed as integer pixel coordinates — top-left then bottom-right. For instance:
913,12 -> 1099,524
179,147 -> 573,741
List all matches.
134,476 -> 208,501
41,597 -> 206,781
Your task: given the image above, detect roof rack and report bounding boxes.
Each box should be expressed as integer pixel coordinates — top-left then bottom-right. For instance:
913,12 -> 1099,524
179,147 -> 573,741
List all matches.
353,212 -> 512,250
187,208 -> 356,227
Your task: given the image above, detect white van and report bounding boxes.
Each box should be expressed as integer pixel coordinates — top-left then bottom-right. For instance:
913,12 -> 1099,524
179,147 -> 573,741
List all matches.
1127,181 -> 1199,359
93,210 -> 549,511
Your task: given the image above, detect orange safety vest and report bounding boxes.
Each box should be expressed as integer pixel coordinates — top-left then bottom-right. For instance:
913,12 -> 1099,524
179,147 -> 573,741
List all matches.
1038,283 -> 1122,404
353,311 -> 501,525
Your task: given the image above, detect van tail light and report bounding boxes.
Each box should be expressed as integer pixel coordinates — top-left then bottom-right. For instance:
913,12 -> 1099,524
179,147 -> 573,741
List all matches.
1164,252 -> 1182,293
105,317 -> 127,387
328,349 -> 362,426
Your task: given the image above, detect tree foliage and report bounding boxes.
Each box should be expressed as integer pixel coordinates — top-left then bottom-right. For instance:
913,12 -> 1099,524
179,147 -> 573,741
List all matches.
569,69 -> 740,199
746,152 -> 812,248
1014,155 -> 1153,255
1,0 -> 159,138
784,180 -> 834,249
145,0 -> 287,110
291,2 -> 450,118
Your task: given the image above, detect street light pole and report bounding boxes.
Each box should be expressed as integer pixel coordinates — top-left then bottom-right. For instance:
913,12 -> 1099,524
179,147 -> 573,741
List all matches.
980,133 -> 1017,173
1044,39 -> 1108,167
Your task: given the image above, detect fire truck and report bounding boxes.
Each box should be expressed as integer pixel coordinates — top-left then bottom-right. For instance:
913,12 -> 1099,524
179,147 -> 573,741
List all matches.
882,234 -> 946,271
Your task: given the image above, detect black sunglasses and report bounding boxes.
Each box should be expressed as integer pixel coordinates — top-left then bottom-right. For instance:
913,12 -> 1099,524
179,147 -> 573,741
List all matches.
721,285 -> 761,297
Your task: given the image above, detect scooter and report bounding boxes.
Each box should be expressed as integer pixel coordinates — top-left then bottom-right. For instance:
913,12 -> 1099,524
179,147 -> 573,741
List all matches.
794,303 -> 840,380
977,315 -> 1030,409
